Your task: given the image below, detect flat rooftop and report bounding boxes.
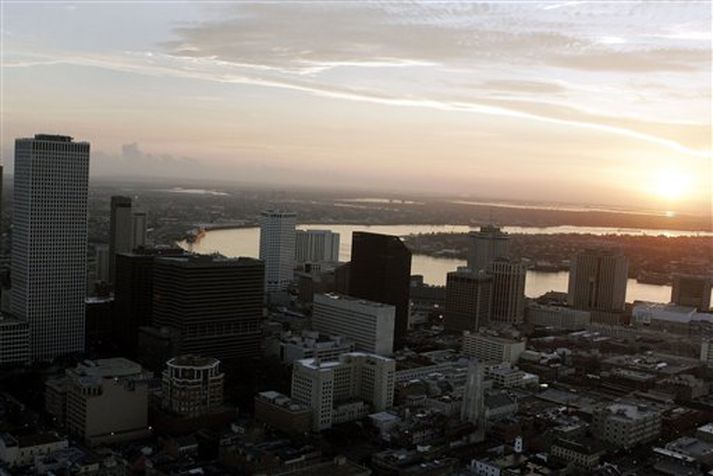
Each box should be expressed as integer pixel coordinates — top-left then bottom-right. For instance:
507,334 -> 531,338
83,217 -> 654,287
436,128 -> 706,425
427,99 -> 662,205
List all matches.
316,292 -> 395,309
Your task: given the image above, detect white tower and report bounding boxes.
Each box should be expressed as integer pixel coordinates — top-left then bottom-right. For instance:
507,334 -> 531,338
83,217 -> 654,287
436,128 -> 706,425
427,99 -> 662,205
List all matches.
259,210 -> 296,292
12,134 -> 90,361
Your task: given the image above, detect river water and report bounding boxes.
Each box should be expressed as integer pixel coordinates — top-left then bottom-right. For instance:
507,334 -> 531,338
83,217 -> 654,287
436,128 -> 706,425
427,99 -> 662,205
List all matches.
180,224 -> 712,305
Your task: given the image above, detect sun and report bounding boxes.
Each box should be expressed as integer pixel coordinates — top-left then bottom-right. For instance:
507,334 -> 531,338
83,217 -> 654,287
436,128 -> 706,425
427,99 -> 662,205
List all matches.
651,167 -> 693,201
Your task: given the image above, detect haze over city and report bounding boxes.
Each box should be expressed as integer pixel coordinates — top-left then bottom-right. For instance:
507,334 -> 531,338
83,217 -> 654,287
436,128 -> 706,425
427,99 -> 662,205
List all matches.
2,1 -> 711,214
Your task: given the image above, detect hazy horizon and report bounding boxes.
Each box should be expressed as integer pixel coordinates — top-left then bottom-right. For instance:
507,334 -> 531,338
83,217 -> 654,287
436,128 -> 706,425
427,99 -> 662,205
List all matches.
2,1 -> 711,215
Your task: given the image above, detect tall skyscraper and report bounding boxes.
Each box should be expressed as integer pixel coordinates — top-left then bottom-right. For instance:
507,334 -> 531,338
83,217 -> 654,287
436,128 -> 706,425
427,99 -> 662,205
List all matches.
108,196 -> 133,282
131,211 -> 148,249
259,210 -> 296,292
444,268 -> 492,332
151,255 -> 265,361
12,134 -> 89,361
312,293 -> 395,355
467,225 -> 509,272
349,232 -> 412,348
488,259 -> 526,324
671,274 -> 712,311
568,248 -> 628,312
295,229 -> 340,264
113,247 -> 186,356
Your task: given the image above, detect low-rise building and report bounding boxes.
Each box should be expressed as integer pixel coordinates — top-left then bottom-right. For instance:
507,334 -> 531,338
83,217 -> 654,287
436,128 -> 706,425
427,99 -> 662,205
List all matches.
592,401 -> 662,448
486,364 -> 539,389
254,391 -> 312,435
550,437 -> 606,470
162,355 -> 225,418
279,331 -> 356,363
462,332 -> 525,364
45,358 -> 152,446
0,432 -> 68,468
525,303 -> 591,330
291,352 -> 395,430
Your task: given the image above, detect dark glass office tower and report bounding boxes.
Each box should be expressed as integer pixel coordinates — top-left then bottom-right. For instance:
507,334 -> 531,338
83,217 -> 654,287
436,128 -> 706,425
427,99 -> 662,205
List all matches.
151,255 -> 265,361
113,247 -> 186,356
349,232 -> 411,348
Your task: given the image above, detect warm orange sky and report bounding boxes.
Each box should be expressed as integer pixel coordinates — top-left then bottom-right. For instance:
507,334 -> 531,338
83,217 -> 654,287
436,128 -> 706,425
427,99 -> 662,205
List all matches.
2,1 -> 711,214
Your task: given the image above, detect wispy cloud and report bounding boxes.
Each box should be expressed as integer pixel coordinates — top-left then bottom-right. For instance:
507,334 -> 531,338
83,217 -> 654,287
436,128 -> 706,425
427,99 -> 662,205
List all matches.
6,48 -> 709,158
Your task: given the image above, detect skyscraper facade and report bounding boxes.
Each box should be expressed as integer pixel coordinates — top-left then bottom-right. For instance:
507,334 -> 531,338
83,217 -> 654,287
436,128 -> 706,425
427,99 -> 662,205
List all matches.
12,134 -> 90,361
467,225 -> 509,272
259,210 -> 296,292
568,248 -> 628,312
312,293 -> 395,355
151,255 -> 265,361
349,232 -> 412,348
295,229 -> 340,264
113,247 -> 186,356
671,274 -> 712,311
488,259 -> 526,324
108,196 -> 133,282
444,269 -> 492,332
131,211 -> 148,249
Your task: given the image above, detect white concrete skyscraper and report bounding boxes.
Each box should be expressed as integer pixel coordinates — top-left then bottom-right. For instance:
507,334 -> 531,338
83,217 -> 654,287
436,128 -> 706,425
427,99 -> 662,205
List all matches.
259,210 -> 296,292
12,134 -> 90,361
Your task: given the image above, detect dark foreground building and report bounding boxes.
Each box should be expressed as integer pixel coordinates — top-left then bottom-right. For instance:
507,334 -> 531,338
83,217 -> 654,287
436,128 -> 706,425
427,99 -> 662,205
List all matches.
113,247 -> 186,357
151,255 -> 265,361
349,232 -> 411,348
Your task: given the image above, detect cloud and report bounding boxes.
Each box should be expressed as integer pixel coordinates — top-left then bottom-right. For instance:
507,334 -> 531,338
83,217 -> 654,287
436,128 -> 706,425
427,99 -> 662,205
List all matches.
91,142 -> 199,177
162,2 -> 710,74
5,48 -> 710,158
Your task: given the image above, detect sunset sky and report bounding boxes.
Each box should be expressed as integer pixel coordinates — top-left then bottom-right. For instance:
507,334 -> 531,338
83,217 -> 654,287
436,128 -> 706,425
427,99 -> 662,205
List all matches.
2,1 -> 711,214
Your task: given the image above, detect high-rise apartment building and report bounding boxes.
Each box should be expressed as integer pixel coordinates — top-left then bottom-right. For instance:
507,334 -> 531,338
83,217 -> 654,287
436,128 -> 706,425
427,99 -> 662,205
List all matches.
349,232 -> 412,348
444,268 -> 492,332
162,355 -> 225,418
467,225 -> 509,272
672,274 -> 712,311
109,196 -> 133,282
259,210 -> 297,292
295,229 -> 340,264
312,293 -> 395,355
291,352 -> 395,431
568,248 -> 628,312
12,134 -> 90,361
488,259 -> 526,324
151,255 -> 264,361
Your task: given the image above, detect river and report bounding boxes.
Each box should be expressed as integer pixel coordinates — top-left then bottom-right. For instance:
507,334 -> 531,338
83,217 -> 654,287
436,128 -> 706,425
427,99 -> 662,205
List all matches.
179,224 -> 712,306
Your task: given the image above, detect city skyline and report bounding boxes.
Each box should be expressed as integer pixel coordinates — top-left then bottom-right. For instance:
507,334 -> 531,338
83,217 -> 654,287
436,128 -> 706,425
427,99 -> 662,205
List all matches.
2,1 -> 710,214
